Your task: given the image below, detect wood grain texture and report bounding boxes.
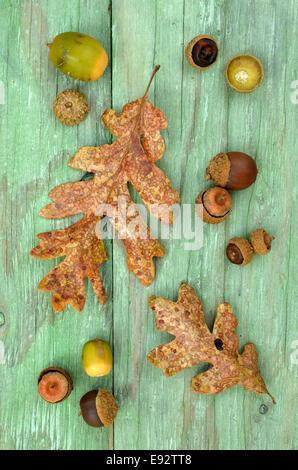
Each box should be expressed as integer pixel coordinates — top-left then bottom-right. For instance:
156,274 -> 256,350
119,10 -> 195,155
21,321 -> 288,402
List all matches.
0,0 -> 297,450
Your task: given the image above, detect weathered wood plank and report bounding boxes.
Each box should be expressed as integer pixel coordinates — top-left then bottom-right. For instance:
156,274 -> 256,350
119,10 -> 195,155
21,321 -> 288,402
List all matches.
112,0 -> 297,450
0,0 -> 297,450
218,0 -> 298,450
0,0 -> 113,450
112,0 -> 189,450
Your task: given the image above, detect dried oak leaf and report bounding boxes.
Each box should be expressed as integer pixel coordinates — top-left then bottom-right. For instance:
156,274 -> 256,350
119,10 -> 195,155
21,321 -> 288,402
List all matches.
30,66 -> 179,312
147,282 -> 275,403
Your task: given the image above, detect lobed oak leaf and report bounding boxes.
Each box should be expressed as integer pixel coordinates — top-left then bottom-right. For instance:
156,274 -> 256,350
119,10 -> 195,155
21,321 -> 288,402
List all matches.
30,66 -> 179,312
30,215 -> 108,312
147,282 -> 275,403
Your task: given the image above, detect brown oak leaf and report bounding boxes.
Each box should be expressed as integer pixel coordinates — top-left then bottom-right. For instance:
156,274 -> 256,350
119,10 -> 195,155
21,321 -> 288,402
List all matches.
147,282 -> 275,403
30,66 -> 179,312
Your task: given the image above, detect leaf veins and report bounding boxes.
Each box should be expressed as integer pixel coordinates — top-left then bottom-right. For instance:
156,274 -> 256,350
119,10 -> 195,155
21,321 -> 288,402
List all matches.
31,66 -> 180,312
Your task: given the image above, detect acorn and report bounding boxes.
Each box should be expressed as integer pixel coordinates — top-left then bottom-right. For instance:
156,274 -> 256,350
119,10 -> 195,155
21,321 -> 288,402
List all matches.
249,228 -> 275,255
225,54 -> 264,93
38,367 -> 73,404
47,32 -> 108,82
53,89 -> 89,126
82,338 -> 113,377
205,152 -> 258,190
227,229 -> 275,266
196,187 -> 232,224
226,238 -> 254,266
185,35 -> 218,70
79,389 -> 119,428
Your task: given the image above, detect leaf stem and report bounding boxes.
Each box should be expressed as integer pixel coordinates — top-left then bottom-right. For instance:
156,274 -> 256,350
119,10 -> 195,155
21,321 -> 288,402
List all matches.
144,65 -> 160,96
267,391 -> 276,404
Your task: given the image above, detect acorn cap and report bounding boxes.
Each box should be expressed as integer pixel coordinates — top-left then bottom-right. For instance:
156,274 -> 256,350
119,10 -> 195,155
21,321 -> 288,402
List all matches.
205,153 -> 230,187
249,228 -> 275,256
226,237 -> 254,266
53,89 -> 89,126
225,54 -> 264,93
96,389 -> 119,426
38,367 -> 73,403
185,35 -> 218,70
195,188 -> 232,224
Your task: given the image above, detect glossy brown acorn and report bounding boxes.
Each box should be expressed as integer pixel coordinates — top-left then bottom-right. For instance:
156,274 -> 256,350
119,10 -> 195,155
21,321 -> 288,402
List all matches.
80,390 -> 104,427
196,187 -> 232,224
205,152 -> 258,190
79,389 -> 119,428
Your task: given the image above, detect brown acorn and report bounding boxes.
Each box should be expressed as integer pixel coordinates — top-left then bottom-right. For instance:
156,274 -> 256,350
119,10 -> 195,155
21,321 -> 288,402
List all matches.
185,35 -> 218,70
227,228 -> 275,266
38,367 -> 73,404
249,228 -> 275,255
53,89 -> 89,125
196,187 -> 232,224
79,389 -> 119,428
226,238 -> 254,266
205,152 -> 258,190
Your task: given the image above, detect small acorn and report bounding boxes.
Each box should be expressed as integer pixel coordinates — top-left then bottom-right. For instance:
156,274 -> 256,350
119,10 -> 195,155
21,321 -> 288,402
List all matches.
79,389 -> 119,428
82,338 -> 113,377
38,367 -> 73,403
249,228 -> 275,255
205,152 -> 258,190
53,89 -> 89,126
226,237 -> 254,266
227,229 -> 275,266
185,35 -> 218,70
195,187 -> 232,224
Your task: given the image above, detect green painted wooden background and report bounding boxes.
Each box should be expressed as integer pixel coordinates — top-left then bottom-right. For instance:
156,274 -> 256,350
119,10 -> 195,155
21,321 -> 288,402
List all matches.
0,0 -> 297,450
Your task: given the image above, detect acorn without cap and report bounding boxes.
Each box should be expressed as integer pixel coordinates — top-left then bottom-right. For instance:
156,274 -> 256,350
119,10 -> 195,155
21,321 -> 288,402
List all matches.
79,389 -> 119,428
82,338 -> 113,377
196,186 -> 232,224
205,152 -> 258,190
226,229 -> 275,266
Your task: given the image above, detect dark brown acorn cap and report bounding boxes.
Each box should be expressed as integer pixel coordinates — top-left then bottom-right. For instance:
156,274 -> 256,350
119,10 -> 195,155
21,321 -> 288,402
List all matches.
53,89 -> 89,126
38,367 -> 73,403
226,238 -> 254,266
249,228 -> 275,256
205,153 -> 230,187
185,35 -> 218,70
195,188 -> 232,224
